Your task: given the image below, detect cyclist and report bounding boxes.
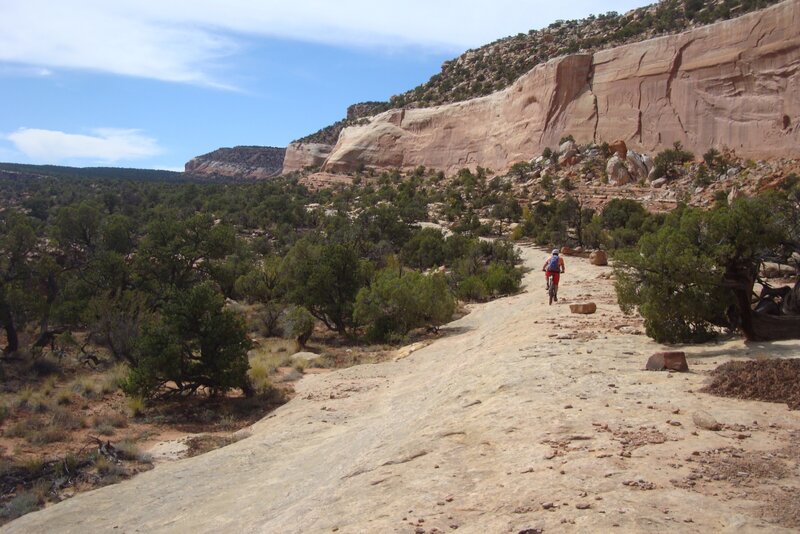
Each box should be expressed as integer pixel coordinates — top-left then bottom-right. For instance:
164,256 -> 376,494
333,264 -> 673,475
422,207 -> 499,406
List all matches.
542,249 -> 565,297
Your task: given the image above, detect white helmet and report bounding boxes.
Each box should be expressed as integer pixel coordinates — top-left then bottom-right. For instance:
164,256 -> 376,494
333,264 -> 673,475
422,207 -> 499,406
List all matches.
552,249 -> 559,255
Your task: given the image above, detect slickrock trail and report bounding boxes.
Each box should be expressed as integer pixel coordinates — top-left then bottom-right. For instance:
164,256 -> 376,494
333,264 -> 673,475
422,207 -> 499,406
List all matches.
6,246 -> 800,533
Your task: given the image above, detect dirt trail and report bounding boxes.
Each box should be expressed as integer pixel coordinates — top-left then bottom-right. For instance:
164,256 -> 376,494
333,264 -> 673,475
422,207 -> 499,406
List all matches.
5,246 -> 800,533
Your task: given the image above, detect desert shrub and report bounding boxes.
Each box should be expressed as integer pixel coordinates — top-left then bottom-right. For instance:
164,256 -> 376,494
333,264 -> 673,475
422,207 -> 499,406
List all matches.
247,362 -> 272,394
279,305 -> 315,349
614,194 -> 796,343
483,262 -> 523,296
115,440 -> 152,463
127,396 -> 146,417
28,358 -> 61,378
1,492 -> 39,520
123,282 -> 252,399
95,423 -> 115,436
93,412 -> 128,429
5,419 -> 40,439
29,426 -> 67,445
52,407 -> 83,430
652,142 -> 694,179
71,377 -> 100,399
401,228 -> 446,269
456,276 -> 489,302
354,269 -> 455,342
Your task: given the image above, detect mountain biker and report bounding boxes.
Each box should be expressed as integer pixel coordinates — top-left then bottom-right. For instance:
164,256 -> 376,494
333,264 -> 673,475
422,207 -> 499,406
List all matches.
542,249 -> 565,296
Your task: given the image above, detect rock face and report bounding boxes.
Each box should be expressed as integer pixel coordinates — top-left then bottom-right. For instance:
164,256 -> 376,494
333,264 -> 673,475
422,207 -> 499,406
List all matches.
322,1 -> 800,174
282,142 -> 333,173
185,146 -> 285,180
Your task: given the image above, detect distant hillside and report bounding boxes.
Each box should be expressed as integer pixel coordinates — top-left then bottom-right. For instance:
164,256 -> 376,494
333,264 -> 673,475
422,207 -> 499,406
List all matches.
184,146 -> 286,180
294,0 -> 783,143
0,162 -> 184,182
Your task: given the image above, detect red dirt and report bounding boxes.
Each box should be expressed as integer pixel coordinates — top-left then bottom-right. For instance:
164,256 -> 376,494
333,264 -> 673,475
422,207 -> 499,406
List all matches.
702,358 -> 800,409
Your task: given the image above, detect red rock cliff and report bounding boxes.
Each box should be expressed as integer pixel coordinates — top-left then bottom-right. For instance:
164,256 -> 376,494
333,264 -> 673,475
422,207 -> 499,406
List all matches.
321,0 -> 799,174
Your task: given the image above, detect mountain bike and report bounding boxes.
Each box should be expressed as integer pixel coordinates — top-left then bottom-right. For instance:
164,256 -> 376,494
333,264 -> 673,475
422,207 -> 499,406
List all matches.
547,273 -> 558,305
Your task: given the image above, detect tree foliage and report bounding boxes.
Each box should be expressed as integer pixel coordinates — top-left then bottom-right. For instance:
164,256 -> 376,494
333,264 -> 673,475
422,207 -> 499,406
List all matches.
615,193 -> 799,343
354,269 -> 455,342
123,283 -> 251,398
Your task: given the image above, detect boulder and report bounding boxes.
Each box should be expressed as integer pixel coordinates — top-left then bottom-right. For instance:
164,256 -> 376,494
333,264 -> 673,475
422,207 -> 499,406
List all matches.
626,150 -> 649,181
606,155 -> 632,185
760,262 -> 796,278
559,139 -> 577,154
609,139 -> 627,157
558,149 -> 580,167
651,177 -> 668,188
292,351 -> 322,363
560,246 -> 578,256
569,303 -> 597,314
692,411 -> 722,431
728,187 -> 743,204
589,250 -> 608,266
645,351 -> 689,372
641,154 -> 654,175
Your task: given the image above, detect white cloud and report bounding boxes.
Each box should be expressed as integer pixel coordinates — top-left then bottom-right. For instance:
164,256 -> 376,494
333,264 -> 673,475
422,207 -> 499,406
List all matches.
6,128 -> 162,163
0,1 -> 644,87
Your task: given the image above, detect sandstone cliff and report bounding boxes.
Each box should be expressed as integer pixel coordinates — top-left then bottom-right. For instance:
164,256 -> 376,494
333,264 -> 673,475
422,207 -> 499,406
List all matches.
282,142 -> 332,172
185,146 -> 285,180
322,0 -> 800,175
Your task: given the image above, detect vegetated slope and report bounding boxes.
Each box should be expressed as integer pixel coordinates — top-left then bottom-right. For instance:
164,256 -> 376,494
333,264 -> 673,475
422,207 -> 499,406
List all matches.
184,146 -> 286,180
6,249 -> 800,533
0,163 -> 184,183
293,0 -> 783,145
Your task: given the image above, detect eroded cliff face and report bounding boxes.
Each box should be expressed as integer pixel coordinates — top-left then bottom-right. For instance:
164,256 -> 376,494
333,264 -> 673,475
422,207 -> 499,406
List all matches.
322,0 -> 800,174
185,146 -> 285,180
282,142 -> 333,173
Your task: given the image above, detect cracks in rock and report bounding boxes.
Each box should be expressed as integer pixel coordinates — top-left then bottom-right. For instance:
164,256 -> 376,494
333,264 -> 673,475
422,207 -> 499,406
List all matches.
588,59 -> 599,144
539,62 -> 562,145
633,51 -> 648,145
342,450 -> 429,480
666,38 -> 695,140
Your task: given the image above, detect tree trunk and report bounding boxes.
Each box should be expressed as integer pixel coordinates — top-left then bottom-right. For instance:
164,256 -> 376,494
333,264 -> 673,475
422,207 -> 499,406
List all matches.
727,265 -> 800,342
0,303 -> 19,355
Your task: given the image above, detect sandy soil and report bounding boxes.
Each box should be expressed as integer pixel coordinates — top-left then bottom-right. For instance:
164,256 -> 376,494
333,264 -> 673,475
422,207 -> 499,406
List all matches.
5,245 -> 799,533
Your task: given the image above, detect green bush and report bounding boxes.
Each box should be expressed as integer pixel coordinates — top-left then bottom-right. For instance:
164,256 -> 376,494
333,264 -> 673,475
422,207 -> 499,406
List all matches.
614,195 -> 795,343
456,276 -> 489,302
123,283 -> 252,398
280,305 -> 315,349
354,269 -> 455,342
652,142 -> 694,179
483,263 -> 522,296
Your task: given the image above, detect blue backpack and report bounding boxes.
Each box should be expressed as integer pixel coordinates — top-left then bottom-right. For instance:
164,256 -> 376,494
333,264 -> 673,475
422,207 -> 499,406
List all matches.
546,255 -> 560,272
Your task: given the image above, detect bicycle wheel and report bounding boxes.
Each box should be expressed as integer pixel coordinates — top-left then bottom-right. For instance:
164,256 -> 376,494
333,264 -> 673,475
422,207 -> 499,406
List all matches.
548,278 -> 555,305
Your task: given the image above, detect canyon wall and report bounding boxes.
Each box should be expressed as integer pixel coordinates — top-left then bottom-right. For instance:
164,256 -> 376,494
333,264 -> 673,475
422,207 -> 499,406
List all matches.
319,0 -> 799,175
185,146 -> 285,180
282,142 -> 333,172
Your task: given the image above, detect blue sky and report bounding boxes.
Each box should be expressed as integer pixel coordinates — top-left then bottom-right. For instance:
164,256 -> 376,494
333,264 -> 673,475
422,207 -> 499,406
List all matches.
0,0 -> 646,170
